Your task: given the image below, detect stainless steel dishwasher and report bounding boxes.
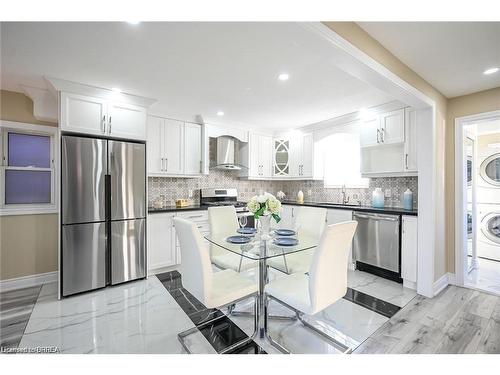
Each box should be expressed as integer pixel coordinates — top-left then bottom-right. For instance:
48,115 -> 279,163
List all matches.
353,212 -> 401,282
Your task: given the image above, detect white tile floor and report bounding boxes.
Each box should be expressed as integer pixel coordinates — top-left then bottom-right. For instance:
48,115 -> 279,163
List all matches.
466,258 -> 500,296
7,269 -> 417,354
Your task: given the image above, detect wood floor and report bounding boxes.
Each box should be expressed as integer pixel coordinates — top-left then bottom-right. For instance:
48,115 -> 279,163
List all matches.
354,285 -> 500,354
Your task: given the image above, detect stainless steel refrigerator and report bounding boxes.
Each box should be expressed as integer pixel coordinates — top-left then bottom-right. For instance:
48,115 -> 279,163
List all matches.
61,135 -> 146,297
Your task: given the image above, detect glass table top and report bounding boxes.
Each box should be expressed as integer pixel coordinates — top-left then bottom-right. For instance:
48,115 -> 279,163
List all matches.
204,231 -> 318,260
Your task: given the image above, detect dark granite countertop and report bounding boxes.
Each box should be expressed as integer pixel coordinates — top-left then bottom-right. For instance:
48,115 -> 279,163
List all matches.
280,200 -> 418,216
148,204 -> 208,213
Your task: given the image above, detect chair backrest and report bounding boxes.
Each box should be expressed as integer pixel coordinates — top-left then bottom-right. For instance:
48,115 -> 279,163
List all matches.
208,206 -> 239,235
173,217 -> 213,305
308,221 -> 358,313
295,206 -> 327,240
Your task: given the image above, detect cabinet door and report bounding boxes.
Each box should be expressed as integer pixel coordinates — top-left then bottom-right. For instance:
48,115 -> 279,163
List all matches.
401,215 -> 418,283
248,133 -> 261,177
184,122 -> 202,175
60,92 -> 107,136
148,213 -> 176,271
273,139 -> 291,176
108,102 -> 147,140
147,116 -> 164,174
288,136 -> 302,177
404,108 -> 418,172
380,109 -> 405,145
164,119 -> 184,175
360,117 -> 380,147
259,135 -> 273,178
301,133 -> 314,178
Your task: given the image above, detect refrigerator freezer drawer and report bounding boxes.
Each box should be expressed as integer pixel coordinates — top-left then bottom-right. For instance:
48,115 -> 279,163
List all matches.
108,141 -> 146,220
111,218 -> 146,285
62,222 -> 106,296
61,136 -> 107,224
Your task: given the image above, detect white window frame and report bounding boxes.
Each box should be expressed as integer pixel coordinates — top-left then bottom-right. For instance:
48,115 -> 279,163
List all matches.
0,120 -> 59,216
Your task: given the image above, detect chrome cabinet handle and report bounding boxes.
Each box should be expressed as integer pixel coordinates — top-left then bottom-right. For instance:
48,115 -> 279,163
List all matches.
376,129 -> 380,143
353,212 -> 399,222
166,158 -> 169,172
161,157 -> 164,171
188,214 -> 203,219
102,115 -> 106,133
405,154 -> 409,169
108,116 -> 112,134
381,128 -> 385,142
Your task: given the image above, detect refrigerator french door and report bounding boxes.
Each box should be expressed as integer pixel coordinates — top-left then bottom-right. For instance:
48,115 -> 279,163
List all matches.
61,135 -> 146,297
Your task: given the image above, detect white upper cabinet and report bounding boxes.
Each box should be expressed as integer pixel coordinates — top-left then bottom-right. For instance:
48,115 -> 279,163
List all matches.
164,119 -> 184,175
146,116 -> 202,177
360,107 -> 418,177
404,108 -> 418,172
380,109 -> 405,145
360,116 -> 380,147
60,92 -> 147,140
60,92 -> 107,136
184,122 -> 202,175
246,133 -> 273,178
273,133 -> 313,179
360,108 -> 405,147
107,102 -> 147,140
147,116 -> 164,174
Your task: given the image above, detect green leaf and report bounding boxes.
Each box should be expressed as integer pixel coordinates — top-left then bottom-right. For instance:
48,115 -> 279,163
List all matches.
272,213 -> 281,223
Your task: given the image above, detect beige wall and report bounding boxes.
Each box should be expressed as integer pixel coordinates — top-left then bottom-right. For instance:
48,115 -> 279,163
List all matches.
0,89 -> 59,281
323,22 -> 449,280
445,87 -> 500,272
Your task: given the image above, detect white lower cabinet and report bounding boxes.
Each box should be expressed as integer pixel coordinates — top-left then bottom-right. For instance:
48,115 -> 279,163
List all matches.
174,210 -> 210,265
147,213 -> 176,272
277,204 -> 295,229
401,215 -> 418,288
327,209 -> 354,268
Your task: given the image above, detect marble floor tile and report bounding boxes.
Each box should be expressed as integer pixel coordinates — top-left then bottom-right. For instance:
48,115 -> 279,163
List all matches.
0,285 -> 41,349
18,278 -> 212,354
347,270 -> 417,307
465,258 -> 500,296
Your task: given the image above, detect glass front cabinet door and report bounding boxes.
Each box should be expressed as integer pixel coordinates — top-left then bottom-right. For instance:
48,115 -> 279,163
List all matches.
274,139 -> 290,176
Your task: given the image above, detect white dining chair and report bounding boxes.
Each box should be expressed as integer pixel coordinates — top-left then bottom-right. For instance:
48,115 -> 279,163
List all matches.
264,221 -> 358,354
268,206 -> 327,274
173,217 -> 258,353
208,206 -> 257,272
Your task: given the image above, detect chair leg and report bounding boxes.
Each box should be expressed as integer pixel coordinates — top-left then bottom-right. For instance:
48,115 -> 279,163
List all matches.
267,295 -> 352,354
264,294 -> 291,354
179,294 -> 259,354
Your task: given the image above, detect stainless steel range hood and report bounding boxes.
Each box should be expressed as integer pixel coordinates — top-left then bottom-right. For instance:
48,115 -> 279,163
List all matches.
210,136 -> 244,170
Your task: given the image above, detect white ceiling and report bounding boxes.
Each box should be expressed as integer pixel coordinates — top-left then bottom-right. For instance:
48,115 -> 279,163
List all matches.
0,22 -> 393,130
358,22 -> 500,98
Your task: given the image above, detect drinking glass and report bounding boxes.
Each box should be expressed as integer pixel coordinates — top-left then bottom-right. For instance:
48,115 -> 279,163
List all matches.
239,215 -> 248,228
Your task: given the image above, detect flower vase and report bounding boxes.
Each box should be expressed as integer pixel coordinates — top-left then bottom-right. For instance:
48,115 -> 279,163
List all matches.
258,215 -> 272,240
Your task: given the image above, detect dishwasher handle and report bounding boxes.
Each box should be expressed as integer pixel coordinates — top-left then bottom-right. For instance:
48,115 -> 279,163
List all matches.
353,212 -> 399,222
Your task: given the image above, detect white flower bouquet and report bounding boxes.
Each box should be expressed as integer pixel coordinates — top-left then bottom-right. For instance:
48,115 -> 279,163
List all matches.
246,192 -> 282,223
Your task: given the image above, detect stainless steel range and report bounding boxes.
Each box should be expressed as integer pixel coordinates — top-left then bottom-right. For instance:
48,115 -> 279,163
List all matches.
200,188 -> 254,226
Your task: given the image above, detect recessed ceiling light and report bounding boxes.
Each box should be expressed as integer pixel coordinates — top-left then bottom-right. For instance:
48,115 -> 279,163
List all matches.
217,111 -> 224,116
111,87 -> 122,93
278,73 -> 289,81
483,67 -> 499,75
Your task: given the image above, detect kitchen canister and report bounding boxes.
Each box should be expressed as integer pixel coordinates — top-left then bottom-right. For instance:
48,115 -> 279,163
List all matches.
403,188 -> 414,210
297,190 -> 304,204
372,188 -> 385,208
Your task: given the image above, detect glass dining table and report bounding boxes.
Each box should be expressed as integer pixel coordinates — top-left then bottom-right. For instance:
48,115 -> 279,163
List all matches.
204,231 -> 319,338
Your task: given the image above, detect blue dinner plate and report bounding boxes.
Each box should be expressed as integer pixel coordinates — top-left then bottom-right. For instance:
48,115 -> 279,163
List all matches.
237,227 -> 257,235
273,237 -> 299,246
226,235 -> 252,244
274,229 -> 296,236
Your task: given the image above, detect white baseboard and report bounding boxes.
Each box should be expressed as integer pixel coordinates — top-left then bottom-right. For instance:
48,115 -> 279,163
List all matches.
403,279 -> 417,290
147,264 -> 179,277
433,272 -> 455,297
0,271 -> 58,292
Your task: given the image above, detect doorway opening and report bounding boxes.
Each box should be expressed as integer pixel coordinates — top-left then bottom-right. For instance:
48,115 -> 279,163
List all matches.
456,111 -> 500,295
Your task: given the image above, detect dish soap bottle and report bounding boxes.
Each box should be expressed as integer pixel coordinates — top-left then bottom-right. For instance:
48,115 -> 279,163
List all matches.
403,188 -> 413,210
372,188 -> 384,208
297,190 -> 304,204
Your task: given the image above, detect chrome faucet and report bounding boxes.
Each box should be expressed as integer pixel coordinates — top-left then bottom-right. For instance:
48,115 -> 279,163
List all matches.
341,185 -> 350,205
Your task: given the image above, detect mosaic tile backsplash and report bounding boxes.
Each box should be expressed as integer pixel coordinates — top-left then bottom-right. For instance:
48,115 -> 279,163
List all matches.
148,169 -> 418,209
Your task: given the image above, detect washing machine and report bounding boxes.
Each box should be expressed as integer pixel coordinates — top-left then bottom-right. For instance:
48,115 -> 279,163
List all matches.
477,150 -> 500,204
477,204 -> 500,261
